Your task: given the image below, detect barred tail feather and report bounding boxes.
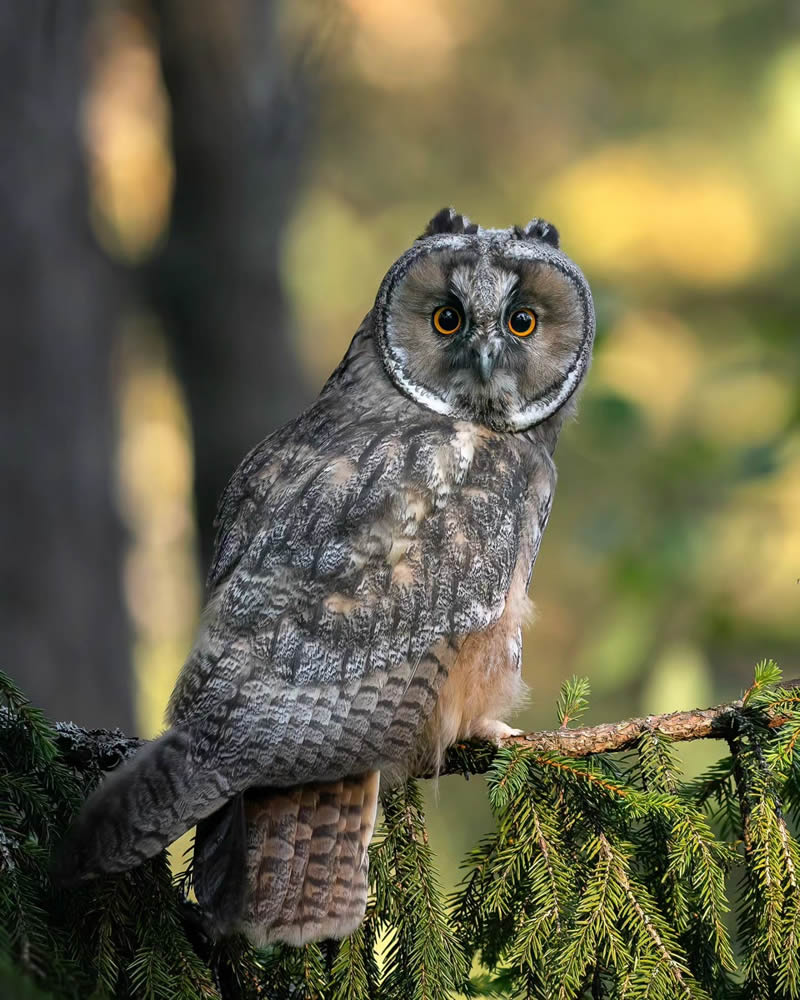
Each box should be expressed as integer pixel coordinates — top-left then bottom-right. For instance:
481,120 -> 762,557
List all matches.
54,726 -> 232,883
223,771 -> 380,947
58,726 -> 380,949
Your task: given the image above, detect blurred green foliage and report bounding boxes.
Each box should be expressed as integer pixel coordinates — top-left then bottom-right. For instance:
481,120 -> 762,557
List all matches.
12,664 -> 800,998
277,0 -> 800,879
284,0 -> 800,723
93,0 -> 799,923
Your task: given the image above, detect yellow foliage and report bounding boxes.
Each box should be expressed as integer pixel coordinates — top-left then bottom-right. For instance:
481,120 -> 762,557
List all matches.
84,10 -> 173,261
547,143 -> 762,286
116,321 -> 201,735
703,434 -> 800,624
693,369 -> 794,448
593,310 -> 699,437
283,191 -> 389,380
758,42 -> 800,217
341,0 -> 483,89
642,642 -> 712,716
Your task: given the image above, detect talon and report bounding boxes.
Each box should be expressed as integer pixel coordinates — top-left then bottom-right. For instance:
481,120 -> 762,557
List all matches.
471,718 -> 522,747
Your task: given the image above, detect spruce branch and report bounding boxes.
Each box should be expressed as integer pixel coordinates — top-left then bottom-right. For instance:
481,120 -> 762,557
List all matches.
33,679 -> 800,785
441,677 -> 800,775
10,666 -> 800,998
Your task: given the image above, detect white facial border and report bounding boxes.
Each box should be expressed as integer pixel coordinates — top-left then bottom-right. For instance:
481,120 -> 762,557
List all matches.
501,239 -> 596,431
374,231 -> 596,432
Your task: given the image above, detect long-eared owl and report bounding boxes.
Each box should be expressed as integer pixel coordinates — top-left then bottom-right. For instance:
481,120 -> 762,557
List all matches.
58,207 -> 595,947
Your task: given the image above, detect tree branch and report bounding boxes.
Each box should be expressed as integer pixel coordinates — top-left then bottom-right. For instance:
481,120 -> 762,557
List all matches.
439,678 -> 800,776
52,721 -> 143,771
45,680 -> 800,782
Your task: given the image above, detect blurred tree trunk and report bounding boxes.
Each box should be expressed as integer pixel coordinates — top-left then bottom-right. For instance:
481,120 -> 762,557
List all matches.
149,0 -> 310,573
0,3 -> 132,729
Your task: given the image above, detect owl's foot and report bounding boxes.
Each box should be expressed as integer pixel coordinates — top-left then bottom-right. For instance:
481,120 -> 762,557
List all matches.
471,718 -> 523,747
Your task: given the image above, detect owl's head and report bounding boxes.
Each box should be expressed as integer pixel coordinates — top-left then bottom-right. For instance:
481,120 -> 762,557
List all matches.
372,207 -> 595,432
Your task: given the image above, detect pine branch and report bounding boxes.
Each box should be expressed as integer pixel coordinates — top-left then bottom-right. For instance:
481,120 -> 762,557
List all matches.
442,677 -> 800,775
0,710 -> 143,774
9,663 -> 800,998
15,680 -> 800,785
49,721 -> 143,770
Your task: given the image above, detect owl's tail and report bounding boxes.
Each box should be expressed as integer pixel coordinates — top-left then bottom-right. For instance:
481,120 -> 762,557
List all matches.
194,771 -> 380,946
53,726 -> 233,883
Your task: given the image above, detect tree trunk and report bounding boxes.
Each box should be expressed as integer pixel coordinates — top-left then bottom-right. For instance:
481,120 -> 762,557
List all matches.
149,0 -> 310,573
0,2 -> 132,730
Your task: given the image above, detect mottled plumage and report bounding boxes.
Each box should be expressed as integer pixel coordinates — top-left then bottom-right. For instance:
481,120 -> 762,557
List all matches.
57,208 -> 595,946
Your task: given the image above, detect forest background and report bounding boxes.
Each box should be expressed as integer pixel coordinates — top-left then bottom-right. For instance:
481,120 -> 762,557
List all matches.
2,0 -> 799,901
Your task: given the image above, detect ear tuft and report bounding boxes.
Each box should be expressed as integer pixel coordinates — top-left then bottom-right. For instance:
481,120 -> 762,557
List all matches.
515,218 -> 560,249
418,207 -> 478,240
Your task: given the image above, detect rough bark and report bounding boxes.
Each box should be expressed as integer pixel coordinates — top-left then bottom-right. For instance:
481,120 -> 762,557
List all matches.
148,0 -> 310,572
0,2 -> 132,730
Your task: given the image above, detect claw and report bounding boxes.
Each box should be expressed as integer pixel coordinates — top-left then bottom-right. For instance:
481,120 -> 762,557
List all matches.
471,718 -> 523,747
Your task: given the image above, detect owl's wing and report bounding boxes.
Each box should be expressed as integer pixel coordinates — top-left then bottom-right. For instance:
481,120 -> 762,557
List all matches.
57,410 -> 549,880
176,411 -> 537,767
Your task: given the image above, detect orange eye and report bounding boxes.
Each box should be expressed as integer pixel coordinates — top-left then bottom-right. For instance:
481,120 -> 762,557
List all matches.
432,305 -> 462,335
508,309 -> 536,337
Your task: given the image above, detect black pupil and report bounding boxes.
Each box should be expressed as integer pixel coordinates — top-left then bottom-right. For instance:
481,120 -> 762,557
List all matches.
510,310 -> 531,333
437,308 -> 459,331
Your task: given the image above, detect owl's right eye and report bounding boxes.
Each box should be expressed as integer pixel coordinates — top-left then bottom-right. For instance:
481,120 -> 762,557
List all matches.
432,306 -> 463,335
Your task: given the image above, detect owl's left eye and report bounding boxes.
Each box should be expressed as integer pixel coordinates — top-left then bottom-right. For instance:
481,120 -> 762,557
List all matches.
508,309 -> 536,337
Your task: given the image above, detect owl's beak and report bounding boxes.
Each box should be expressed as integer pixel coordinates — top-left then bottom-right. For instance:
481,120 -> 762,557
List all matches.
472,340 -> 501,384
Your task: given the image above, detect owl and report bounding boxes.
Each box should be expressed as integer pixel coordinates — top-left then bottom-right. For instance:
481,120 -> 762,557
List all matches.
57,208 -> 595,947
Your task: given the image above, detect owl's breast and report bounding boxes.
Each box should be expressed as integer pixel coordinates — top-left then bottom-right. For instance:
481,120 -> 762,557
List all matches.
416,429 -> 554,762
419,550 -> 533,760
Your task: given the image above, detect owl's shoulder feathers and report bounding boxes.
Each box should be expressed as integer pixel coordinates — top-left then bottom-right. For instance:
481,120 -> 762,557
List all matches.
174,401 -> 551,727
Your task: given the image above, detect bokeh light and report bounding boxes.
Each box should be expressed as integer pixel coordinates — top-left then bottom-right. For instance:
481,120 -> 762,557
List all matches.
81,0 -> 798,891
